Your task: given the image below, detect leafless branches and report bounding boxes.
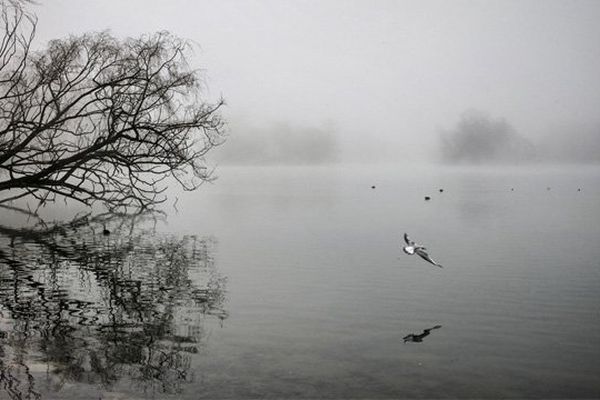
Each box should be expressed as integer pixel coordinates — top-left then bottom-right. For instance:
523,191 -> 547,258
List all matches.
0,1 -> 225,212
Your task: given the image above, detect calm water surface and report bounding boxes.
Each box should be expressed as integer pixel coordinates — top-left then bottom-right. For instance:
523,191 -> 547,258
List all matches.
1,165 -> 599,399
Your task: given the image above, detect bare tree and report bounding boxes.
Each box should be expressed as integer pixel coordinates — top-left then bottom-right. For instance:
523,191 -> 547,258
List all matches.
0,1 -> 225,213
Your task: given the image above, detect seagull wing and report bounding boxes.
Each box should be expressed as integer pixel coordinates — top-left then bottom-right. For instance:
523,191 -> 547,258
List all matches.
415,247 -> 443,268
404,233 -> 415,246
423,325 -> 442,333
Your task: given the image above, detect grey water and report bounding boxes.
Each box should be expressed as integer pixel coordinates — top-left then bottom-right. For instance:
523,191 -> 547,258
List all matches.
1,165 -> 600,399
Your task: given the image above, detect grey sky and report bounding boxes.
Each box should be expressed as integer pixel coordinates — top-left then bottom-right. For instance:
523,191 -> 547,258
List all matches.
33,0 -> 600,163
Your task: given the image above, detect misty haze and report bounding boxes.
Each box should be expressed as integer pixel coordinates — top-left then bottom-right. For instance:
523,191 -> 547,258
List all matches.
1,1 -> 600,399
439,110 -> 600,165
216,121 -> 340,165
440,110 -> 536,164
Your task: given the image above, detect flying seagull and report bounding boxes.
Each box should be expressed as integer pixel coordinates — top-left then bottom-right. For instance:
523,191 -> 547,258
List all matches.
403,233 -> 443,268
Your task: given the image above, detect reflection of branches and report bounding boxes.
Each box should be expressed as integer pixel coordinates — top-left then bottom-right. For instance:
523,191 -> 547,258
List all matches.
0,212 -> 227,399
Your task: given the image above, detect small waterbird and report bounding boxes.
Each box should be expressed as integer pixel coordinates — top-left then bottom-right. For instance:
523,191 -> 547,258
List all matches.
403,233 -> 443,268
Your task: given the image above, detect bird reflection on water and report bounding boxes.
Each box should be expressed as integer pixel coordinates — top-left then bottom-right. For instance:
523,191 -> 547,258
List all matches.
0,212 -> 228,399
403,325 -> 442,343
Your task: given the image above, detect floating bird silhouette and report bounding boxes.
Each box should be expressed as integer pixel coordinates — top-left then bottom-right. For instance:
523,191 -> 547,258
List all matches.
403,233 -> 443,268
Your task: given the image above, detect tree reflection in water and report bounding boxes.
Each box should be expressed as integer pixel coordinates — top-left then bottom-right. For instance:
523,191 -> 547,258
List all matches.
0,213 -> 227,399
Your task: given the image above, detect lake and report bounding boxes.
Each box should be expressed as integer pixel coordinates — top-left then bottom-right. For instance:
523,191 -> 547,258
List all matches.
1,165 -> 600,399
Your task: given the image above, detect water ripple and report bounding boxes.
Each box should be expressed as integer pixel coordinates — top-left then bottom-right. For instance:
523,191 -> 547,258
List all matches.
0,213 -> 227,399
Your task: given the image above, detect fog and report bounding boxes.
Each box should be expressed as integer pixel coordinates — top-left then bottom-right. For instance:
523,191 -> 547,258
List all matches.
439,110 -> 535,164
31,0 -> 600,165
439,111 -> 600,165
538,121 -> 600,164
215,120 -> 339,165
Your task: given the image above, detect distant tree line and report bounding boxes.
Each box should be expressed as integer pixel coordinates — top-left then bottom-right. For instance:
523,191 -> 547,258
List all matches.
439,110 -> 535,164
440,110 -> 600,165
